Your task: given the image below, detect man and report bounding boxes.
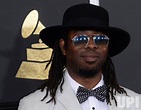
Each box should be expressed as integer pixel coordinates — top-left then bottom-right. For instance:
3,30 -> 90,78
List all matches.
18,3 -> 141,110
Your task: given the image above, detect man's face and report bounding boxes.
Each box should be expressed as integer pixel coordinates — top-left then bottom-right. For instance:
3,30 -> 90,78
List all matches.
59,30 -> 109,78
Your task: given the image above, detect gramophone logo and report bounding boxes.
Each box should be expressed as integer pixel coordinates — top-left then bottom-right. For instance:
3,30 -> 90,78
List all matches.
16,10 -> 52,80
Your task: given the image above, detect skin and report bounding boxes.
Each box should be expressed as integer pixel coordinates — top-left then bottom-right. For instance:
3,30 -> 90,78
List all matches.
59,30 -> 108,89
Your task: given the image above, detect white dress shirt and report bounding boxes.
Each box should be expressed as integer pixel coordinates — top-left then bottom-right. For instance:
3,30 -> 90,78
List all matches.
65,70 -> 109,110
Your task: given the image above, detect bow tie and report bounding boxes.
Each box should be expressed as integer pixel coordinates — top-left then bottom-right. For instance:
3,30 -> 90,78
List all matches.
76,85 -> 107,104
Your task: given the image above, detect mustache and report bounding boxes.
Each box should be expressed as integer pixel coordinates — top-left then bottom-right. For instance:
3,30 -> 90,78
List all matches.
80,50 -> 100,56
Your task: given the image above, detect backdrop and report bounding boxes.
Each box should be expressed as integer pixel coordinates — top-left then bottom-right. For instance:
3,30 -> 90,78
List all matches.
0,0 -> 140,103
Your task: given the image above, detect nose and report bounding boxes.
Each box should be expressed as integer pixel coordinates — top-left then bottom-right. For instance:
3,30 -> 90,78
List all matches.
85,37 -> 98,49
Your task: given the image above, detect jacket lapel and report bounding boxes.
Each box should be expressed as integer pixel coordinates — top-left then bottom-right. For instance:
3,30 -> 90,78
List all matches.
56,73 -> 82,110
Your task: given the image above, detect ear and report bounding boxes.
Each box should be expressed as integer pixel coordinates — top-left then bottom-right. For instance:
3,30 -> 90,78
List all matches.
59,39 -> 66,55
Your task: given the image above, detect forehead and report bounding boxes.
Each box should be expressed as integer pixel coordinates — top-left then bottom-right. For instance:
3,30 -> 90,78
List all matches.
68,30 -> 105,38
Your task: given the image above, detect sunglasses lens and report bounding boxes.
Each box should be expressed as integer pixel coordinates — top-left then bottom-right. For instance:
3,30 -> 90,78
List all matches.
94,35 -> 109,48
73,35 -> 88,47
72,34 -> 109,48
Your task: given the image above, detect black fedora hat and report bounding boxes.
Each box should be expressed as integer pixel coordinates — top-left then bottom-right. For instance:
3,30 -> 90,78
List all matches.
40,3 -> 130,57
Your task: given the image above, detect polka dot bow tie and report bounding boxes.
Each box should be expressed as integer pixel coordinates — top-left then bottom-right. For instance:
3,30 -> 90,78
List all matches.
76,85 -> 107,104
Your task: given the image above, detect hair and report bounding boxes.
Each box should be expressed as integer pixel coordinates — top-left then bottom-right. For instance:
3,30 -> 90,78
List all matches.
39,31 -> 127,106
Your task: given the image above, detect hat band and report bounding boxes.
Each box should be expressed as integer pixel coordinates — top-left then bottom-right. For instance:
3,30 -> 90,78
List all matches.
63,17 -> 109,27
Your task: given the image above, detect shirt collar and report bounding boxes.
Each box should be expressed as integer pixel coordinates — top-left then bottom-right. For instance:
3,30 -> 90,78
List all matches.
65,69 -> 104,94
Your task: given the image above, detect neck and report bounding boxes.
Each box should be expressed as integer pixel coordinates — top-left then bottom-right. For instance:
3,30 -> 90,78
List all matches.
67,69 -> 102,89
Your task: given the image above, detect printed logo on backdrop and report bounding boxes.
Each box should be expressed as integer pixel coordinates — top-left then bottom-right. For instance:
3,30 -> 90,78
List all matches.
16,10 -> 52,80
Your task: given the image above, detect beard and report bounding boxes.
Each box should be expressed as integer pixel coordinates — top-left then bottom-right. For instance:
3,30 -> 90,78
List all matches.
77,68 -> 100,78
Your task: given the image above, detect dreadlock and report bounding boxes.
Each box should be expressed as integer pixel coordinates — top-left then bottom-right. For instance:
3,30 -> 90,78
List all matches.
102,55 -> 127,105
39,31 -> 68,103
39,31 -> 127,106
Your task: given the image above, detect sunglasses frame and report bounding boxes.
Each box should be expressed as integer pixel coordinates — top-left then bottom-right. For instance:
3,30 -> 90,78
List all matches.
72,34 -> 110,48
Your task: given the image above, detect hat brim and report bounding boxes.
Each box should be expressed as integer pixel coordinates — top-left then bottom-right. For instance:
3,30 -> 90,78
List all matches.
40,25 -> 130,57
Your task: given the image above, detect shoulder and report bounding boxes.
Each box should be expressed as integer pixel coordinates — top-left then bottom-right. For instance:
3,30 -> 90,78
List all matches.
18,89 -> 52,110
116,86 -> 141,103
22,89 -> 46,101
122,86 -> 140,97
114,86 -> 141,109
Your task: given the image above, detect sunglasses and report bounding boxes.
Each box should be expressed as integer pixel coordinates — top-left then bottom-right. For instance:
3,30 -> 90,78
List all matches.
72,34 -> 109,48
